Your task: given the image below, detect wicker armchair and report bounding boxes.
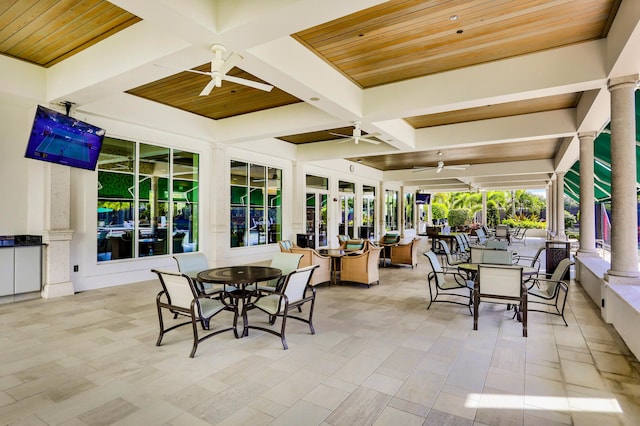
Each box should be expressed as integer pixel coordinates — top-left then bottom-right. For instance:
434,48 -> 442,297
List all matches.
340,246 -> 383,287
389,238 -> 420,268
290,247 -> 331,286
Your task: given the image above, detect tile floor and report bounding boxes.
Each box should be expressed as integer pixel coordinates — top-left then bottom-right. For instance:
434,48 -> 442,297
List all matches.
1,238 -> 640,425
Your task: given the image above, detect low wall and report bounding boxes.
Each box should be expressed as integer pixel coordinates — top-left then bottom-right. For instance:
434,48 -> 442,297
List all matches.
576,254 -> 640,361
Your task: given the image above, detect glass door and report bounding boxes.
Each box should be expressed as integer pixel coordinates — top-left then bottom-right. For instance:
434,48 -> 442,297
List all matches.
306,192 -> 328,249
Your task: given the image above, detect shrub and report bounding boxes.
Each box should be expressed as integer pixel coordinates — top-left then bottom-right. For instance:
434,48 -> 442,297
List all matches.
431,202 -> 448,220
564,210 -> 577,229
448,208 -> 469,227
487,204 -> 499,228
502,217 -> 546,229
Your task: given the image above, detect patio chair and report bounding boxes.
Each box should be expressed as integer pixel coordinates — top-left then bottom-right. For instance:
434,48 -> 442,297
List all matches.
290,247 -> 331,286
513,246 -> 545,279
454,234 -> 470,261
248,252 -> 303,292
390,238 -> 420,268
486,239 -> 508,250
474,264 -> 527,337
278,240 -> 295,252
438,239 -> 466,270
152,269 -> 235,358
243,265 -> 318,350
173,252 -> 237,297
511,228 -> 528,245
527,258 -> 573,326
340,246 -> 383,287
494,225 -> 510,244
424,251 -> 474,314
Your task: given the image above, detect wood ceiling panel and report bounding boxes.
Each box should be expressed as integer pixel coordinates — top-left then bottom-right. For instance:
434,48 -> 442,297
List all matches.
405,93 -> 580,128
0,0 -> 140,67
293,0 -> 621,88
127,64 -> 301,120
277,126 -> 371,144
347,138 -> 561,171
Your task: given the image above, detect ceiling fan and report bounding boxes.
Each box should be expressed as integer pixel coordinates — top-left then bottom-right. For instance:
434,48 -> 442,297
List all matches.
330,121 -> 381,145
413,151 -> 470,173
160,44 -> 274,95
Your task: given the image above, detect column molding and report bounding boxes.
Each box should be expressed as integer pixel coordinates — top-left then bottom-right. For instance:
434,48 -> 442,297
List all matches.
577,131 -> 598,257
556,172 -> 566,240
606,74 -> 640,279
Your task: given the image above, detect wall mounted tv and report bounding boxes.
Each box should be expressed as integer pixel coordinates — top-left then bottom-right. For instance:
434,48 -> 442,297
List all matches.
415,193 -> 431,204
24,105 -> 105,171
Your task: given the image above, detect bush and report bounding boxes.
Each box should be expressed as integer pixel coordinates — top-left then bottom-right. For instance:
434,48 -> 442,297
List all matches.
448,208 -> 469,227
487,204 -> 499,228
564,210 -> 577,229
431,202 -> 448,220
502,217 -> 546,229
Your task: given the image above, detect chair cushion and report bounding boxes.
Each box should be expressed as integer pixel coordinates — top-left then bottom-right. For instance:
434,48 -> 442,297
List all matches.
346,239 -> 364,250
382,235 -> 399,244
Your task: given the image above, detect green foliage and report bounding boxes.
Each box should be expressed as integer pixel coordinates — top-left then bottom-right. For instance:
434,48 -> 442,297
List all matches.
502,217 -> 546,229
448,208 -> 470,227
487,204 -> 500,228
564,210 -> 577,229
431,202 -> 448,220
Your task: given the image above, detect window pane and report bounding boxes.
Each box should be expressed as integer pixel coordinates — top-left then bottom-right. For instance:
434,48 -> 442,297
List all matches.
339,180 -> 355,193
173,150 -> 198,253
362,185 -> 376,239
139,143 -> 169,257
306,174 -> 328,190
404,192 -> 414,229
385,190 -> 398,231
230,160 -> 281,248
97,137 -> 135,262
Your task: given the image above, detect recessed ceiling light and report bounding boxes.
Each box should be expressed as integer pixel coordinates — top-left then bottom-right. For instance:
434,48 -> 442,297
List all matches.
449,15 -> 459,21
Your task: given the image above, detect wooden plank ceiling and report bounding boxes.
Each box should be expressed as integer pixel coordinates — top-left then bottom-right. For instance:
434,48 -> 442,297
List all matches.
0,0 -> 140,67
0,0 -> 622,176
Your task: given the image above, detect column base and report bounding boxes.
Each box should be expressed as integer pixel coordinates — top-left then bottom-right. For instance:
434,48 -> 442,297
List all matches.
41,281 -> 74,298
576,249 -> 600,258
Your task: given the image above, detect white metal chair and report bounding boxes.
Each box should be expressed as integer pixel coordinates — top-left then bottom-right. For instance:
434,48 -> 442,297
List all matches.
424,251 -> 474,314
527,258 -> 573,326
243,265 -> 318,349
152,269 -> 235,358
474,264 -> 527,337
173,252 -> 236,297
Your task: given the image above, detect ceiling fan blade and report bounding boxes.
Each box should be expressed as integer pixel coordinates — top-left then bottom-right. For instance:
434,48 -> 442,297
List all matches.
223,74 -> 273,91
444,164 -> 471,170
336,138 -> 354,144
220,52 -> 243,74
329,132 -> 351,138
199,79 -> 217,96
412,166 -> 436,172
358,137 -> 381,145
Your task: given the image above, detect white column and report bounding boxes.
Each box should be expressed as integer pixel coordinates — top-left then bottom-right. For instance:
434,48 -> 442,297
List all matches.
555,172 -> 566,240
41,164 -> 74,298
607,75 -> 640,279
546,185 -> 553,236
550,177 -> 558,236
481,191 -> 487,226
578,131 -> 598,256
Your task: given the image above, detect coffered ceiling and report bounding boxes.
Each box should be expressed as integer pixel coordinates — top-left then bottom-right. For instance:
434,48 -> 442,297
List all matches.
0,0 -> 637,193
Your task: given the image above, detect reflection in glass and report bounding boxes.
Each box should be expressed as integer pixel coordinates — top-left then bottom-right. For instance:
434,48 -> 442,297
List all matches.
385,190 -> 398,231
404,192 -> 414,229
97,138 -> 135,261
173,150 -> 199,253
139,143 -> 169,257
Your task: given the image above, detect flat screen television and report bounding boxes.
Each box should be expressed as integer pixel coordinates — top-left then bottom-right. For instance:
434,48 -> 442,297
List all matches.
416,193 -> 431,204
24,105 -> 105,171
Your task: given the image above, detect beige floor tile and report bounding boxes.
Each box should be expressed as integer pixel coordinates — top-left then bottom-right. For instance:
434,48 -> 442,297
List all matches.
372,405 -> 425,425
1,238 -> 640,425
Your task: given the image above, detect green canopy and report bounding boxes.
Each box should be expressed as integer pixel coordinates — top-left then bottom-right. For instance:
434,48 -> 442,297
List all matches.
564,90 -> 640,202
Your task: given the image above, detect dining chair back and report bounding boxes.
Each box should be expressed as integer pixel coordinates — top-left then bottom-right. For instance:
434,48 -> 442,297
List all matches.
152,269 -> 234,357
423,251 -> 474,313
390,238 -> 420,268
486,239 -> 508,250
290,247 -> 331,286
243,265 -> 319,349
265,252 -> 303,290
527,258 -> 573,326
474,264 -> 527,337
278,240 -> 295,252
173,252 -> 235,296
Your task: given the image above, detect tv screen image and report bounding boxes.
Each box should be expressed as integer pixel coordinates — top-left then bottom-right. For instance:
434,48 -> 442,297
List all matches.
416,193 -> 431,204
24,105 -> 105,171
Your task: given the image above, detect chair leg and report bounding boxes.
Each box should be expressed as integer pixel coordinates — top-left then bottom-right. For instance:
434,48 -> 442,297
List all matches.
189,313 -> 200,358
156,303 -> 165,346
280,311 -> 289,350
